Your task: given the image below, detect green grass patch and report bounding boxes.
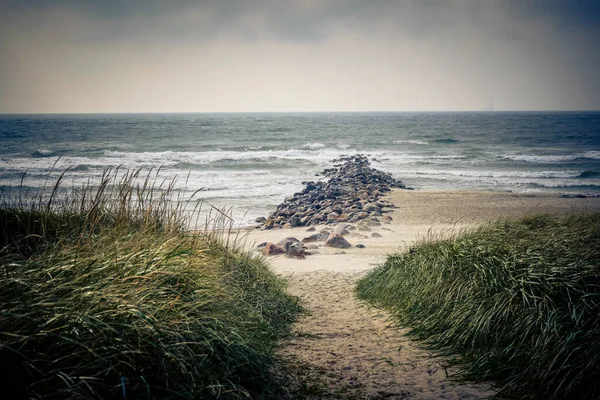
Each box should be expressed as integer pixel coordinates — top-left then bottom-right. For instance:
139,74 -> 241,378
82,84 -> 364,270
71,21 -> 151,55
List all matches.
1,168 -> 301,399
357,213 -> 600,399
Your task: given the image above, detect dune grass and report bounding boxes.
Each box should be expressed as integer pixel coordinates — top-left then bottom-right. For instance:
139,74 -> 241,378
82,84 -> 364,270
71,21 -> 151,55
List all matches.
357,213 -> 600,399
0,168 -> 301,399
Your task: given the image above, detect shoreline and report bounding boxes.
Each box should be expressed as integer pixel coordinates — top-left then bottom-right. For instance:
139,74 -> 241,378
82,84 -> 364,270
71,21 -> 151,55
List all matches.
239,189 -> 600,273
218,188 -> 600,232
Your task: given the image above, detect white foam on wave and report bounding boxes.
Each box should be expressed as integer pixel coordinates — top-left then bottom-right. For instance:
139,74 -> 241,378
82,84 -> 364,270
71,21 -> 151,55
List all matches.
398,170 -> 600,189
581,151 -> 600,160
301,142 -> 326,150
503,151 -> 600,163
31,149 -> 54,157
103,148 -> 456,169
4,155 -> 180,172
105,149 -> 350,165
399,169 -> 584,179
393,139 -> 429,145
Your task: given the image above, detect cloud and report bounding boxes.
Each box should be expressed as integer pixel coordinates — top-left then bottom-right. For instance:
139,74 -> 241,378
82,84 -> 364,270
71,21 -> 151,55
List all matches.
0,0 -> 598,112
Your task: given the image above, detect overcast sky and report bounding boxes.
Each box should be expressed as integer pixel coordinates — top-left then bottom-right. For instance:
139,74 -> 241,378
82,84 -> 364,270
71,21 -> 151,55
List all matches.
1,0 -> 599,113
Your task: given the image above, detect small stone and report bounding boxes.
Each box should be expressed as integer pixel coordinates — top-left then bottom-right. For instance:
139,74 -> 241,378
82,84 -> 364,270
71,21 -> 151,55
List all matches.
317,233 -> 329,241
356,244 -> 365,248
306,226 -> 316,232
371,232 -> 382,237
261,243 -> 286,256
277,237 -> 300,251
301,233 -> 320,243
285,242 -> 307,259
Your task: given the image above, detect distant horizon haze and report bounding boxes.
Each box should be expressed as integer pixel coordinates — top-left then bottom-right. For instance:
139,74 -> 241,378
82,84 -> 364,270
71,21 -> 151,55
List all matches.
2,109 -> 600,116
1,1 -> 599,114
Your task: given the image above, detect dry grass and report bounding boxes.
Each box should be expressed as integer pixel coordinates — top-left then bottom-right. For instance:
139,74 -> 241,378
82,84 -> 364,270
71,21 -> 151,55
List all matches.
0,168 -> 301,399
357,214 -> 600,399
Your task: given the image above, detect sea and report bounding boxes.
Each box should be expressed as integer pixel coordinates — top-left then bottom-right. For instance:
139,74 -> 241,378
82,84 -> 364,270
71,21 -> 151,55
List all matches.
1,112 -> 599,226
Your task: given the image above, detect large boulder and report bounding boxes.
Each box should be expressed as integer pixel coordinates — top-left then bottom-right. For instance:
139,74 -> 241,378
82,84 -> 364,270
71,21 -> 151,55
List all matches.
324,233 -> 351,249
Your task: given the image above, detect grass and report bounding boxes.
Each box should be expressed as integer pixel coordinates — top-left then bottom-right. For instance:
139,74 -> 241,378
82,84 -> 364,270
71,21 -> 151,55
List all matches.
0,168 -> 301,399
357,213 -> 600,399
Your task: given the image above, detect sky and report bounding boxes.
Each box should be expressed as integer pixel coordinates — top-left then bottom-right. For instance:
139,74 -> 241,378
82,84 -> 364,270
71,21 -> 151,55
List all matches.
1,0 -> 599,113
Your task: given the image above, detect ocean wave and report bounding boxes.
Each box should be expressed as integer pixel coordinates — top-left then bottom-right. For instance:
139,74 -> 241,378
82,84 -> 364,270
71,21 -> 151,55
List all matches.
31,149 -> 54,157
434,138 -> 459,144
393,140 -> 429,145
403,169 -> 585,179
266,127 -> 293,133
528,181 -> 600,189
580,170 -> 600,178
301,142 -> 326,150
6,149 -> 485,176
104,149 -> 370,166
503,151 -> 600,163
400,173 -> 600,189
581,151 -> 600,160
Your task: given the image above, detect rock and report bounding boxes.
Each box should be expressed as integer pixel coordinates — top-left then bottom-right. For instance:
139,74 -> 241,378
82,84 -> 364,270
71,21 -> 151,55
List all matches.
332,224 -> 350,235
256,242 -> 267,249
364,204 -> 382,213
301,233 -> 321,243
277,237 -> 300,251
356,244 -> 366,248
261,243 -> 286,256
324,233 -> 352,249
371,232 -> 382,238
358,226 -> 371,231
255,216 -> 267,223
317,233 -> 329,242
306,226 -> 316,232
257,155 -> 409,229
285,242 -> 307,259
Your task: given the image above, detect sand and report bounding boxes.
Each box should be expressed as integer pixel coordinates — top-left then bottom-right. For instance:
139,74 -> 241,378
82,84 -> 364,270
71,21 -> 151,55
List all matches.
241,190 -> 600,399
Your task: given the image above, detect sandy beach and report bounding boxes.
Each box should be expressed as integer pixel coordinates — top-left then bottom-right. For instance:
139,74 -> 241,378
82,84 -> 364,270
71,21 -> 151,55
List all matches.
241,190 -> 600,399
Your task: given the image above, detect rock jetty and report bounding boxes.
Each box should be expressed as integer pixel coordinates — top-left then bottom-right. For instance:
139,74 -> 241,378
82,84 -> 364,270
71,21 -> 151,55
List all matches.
256,154 -> 410,229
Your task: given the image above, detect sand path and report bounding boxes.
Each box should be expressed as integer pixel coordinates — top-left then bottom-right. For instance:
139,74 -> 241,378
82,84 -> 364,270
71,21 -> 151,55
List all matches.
278,270 -> 490,399
242,190 -> 600,399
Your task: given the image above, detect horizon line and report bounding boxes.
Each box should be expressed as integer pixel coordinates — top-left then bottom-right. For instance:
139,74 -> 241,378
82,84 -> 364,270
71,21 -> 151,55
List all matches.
2,109 -> 600,116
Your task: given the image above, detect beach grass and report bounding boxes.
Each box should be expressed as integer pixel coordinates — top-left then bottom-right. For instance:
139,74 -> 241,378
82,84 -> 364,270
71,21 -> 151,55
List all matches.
0,168 -> 301,399
356,213 -> 600,399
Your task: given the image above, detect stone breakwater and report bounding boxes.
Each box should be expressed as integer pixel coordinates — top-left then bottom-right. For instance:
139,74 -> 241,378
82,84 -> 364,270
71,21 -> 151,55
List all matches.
256,154 -> 410,229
